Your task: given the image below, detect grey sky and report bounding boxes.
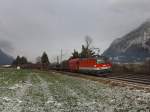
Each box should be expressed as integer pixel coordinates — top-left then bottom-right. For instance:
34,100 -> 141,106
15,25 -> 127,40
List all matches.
0,0 -> 150,62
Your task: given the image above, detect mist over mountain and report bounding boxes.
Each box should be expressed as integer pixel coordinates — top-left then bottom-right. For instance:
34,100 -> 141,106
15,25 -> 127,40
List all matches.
103,21 -> 150,63
0,49 -> 14,65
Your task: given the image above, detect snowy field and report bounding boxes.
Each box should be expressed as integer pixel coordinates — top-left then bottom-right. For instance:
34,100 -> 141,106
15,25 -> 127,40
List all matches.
0,68 -> 150,112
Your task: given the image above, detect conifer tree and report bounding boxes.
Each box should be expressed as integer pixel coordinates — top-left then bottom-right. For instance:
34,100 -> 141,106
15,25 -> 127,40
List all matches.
12,56 -> 28,66
41,52 -> 50,70
20,56 -> 28,64
71,49 -> 79,59
12,56 -> 21,66
70,36 -> 95,59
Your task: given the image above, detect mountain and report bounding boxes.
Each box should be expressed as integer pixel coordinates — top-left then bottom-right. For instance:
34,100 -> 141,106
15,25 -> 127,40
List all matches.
103,21 -> 150,63
0,49 -> 14,65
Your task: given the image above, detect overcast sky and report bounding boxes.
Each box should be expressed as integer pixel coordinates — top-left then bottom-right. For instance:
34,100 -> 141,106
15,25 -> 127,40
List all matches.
0,0 -> 150,62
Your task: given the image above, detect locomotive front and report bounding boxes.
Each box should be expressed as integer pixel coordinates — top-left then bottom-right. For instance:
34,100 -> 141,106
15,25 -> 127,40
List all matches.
94,58 -> 112,74
78,57 -> 112,75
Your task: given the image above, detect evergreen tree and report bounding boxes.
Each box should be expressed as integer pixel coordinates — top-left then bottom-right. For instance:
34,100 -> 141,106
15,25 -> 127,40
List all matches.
12,56 -> 21,66
80,45 -> 95,58
20,56 -> 28,64
70,36 -> 95,59
12,56 -> 28,66
71,49 -> 79,59
41,52 -> 50,70
80,45 -> 87,58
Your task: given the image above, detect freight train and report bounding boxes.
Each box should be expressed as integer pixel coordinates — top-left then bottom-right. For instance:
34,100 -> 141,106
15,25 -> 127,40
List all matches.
19,57 -> 112,75
59,57 -> 112,75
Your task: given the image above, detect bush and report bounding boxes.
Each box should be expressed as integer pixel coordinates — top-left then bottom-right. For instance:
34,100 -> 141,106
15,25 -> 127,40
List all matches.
112,62 -> 150,74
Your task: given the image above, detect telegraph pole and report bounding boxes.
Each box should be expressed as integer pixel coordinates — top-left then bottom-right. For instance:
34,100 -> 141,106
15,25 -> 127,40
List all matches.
60,49 -> 63,63
57,56 -> 59,64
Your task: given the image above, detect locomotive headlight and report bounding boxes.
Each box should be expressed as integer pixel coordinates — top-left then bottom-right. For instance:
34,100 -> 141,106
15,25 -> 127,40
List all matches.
95,66 -> 101,70
94,65 -> 97,67
96,67 -> 101,70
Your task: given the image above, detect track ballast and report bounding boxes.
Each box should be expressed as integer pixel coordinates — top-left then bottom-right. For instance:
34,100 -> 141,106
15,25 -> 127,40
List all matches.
53,70 -> 150,86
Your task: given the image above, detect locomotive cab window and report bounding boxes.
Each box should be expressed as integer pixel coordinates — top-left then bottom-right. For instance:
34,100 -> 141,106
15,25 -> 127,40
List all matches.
96,59 -> 105,64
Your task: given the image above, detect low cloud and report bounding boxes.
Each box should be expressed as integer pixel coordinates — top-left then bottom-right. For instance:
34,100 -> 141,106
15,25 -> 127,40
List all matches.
0,0 -> 150,61
0,40 -> 14,53
109,0 -> 150,13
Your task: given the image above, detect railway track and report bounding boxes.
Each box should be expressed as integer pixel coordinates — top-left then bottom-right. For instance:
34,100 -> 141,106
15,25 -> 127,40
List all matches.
52,70 -> 150,86
108,74 -> 150,85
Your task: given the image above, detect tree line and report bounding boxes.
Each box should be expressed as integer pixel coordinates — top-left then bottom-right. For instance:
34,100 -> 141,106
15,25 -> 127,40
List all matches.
12,52 -> 50,70
12,36 -> 99,69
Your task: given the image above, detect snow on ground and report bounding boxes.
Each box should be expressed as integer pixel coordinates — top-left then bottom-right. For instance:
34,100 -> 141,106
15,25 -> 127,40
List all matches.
0,69 -> 150,112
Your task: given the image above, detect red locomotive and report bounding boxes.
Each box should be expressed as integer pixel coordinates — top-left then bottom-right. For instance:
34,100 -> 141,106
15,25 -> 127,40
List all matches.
68,57 -> 112,74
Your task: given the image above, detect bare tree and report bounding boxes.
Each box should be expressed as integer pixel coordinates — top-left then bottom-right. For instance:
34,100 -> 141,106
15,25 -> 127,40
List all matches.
69,35 -> 96,59
36,56 -> 41,64
79,36 -> 95,58
85,35 -> 93,49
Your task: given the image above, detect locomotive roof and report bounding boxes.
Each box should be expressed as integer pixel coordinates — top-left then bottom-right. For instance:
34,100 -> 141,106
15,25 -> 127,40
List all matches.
80,57 -> 107,60
69,56 -> 108,61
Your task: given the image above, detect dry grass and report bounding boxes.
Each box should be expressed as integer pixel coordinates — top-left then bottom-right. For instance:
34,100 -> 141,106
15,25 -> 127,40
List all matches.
0,68 -> 150,112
